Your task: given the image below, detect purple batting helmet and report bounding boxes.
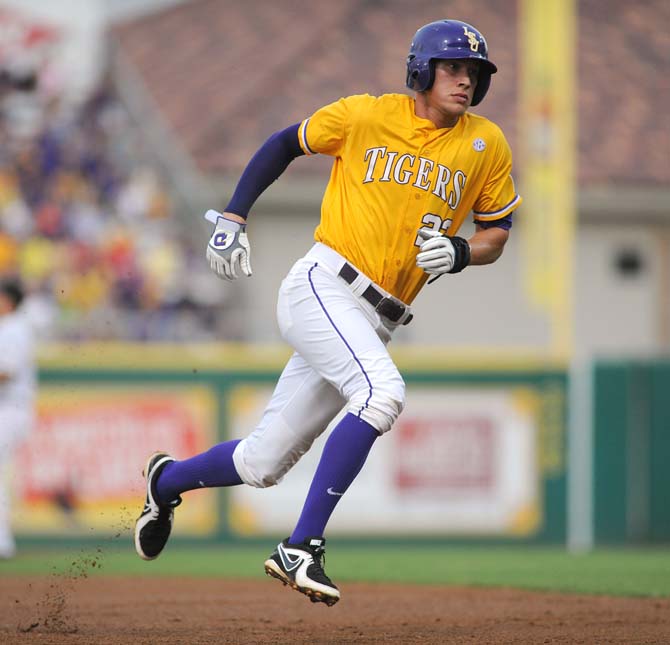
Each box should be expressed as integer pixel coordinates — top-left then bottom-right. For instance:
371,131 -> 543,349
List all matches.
406,19 -> 497,106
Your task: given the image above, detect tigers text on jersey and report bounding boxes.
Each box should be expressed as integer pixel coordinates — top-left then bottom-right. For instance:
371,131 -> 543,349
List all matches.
297,93 -> 521,304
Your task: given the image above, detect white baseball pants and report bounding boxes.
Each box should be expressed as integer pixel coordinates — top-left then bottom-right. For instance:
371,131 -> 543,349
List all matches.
0,408 -> 33,558
233,243 -> 410,488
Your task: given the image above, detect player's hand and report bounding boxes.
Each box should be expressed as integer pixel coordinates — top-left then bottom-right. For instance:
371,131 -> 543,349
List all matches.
416,227 -> 471,278
205,210 -> 252,281
415,228 -> 456,274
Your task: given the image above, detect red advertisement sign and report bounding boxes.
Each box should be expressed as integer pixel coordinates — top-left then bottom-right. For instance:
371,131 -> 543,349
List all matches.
13,385 -> 218,535
394,415 -> 495,493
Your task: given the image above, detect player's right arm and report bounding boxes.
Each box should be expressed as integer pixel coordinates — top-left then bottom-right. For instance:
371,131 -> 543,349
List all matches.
224,123 -> 306,219
205,96 -> 361,280
218,94 -> 359,222
205,123 -> 306,280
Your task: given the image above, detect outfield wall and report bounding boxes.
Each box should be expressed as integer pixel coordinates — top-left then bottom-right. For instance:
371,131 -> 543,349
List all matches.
13,344 -> 670,545
12,343 -> 568,545
592,359 -> 670,544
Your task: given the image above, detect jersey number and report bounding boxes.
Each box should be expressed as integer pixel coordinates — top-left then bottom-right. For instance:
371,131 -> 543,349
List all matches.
414,213 -> 453,247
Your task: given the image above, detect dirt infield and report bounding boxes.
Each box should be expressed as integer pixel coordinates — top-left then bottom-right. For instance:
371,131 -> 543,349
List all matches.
1,575 -> 669,644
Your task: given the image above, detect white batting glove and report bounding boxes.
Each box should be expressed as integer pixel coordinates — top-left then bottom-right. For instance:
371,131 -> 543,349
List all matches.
205,209 -> 252,281
415,227 -> 456,275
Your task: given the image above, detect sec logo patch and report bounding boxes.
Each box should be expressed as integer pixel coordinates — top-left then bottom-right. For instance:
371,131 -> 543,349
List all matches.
472,138 -> 486,152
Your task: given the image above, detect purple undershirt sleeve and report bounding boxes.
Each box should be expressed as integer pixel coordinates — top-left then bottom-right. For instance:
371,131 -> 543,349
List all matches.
474,213 -> 514,230
224,123 -> 305,219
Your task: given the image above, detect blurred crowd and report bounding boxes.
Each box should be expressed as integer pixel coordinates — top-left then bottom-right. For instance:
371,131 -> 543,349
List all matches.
0,76 -> 228,341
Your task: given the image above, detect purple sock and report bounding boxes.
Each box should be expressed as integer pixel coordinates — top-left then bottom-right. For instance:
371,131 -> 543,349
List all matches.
289,413 -> 379,544
156,439 -> 243,503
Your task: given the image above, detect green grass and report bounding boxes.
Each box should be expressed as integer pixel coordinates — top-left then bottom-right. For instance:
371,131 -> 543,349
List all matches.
3,542 -> 669,598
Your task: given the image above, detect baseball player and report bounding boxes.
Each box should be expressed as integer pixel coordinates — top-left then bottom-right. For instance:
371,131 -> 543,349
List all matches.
135,19 -> 521,606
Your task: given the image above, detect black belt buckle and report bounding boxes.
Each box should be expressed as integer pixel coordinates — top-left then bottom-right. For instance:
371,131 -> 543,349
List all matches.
375,297 -> 403,323
376,296 -> 413,325
339,263 -> 413,325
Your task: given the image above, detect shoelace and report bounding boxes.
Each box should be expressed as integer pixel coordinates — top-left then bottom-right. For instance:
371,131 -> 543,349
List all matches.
309,545 -> 327,574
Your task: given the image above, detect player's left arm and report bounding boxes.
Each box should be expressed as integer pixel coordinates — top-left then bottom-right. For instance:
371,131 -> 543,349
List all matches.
418,130 -> 519,278
416,218 -> 511,278
467,130 -> 519,266
467,222 -> 510,265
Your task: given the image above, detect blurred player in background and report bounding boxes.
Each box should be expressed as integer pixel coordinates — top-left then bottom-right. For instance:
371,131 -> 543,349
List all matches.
135,19 -> 522,604
0,279 -> 36,558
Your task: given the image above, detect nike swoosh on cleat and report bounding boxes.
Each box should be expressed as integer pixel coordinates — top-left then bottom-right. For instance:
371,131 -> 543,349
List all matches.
326,487 -> 344,496
277,544 -> 303,573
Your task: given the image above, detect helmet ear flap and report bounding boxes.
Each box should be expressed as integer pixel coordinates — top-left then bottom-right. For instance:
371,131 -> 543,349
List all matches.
471,66 -> 493,106
405,54 -> 433,92
406,54 -> 418,88
425,59 -> 435,92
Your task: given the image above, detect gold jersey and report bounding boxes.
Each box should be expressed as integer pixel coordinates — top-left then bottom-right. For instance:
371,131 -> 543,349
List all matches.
298,93 -> 521,304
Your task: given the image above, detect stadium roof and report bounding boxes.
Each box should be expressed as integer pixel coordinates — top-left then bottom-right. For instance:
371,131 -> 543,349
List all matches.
111,0 -> 669,193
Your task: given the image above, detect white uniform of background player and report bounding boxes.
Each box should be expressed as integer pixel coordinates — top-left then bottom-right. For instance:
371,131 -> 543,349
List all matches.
0,280 -> 36,558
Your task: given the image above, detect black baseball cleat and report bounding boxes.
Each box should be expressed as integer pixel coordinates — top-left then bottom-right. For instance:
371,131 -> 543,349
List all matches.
264,536 -> 340,606
134,452 -> 182,560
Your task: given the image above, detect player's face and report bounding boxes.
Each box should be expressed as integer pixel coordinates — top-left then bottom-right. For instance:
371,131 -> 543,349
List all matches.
420,59 -> 479,127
